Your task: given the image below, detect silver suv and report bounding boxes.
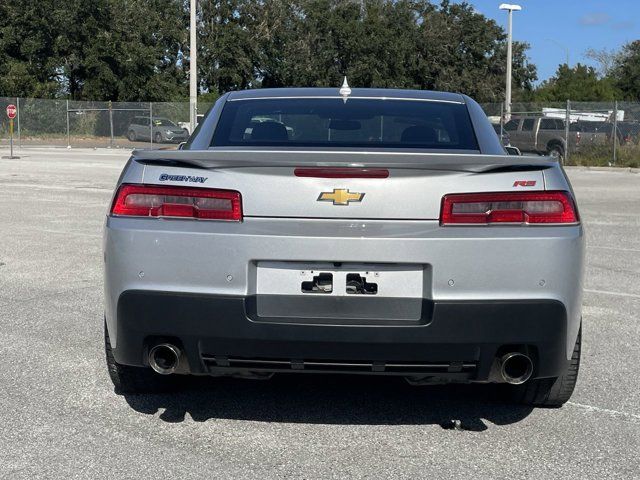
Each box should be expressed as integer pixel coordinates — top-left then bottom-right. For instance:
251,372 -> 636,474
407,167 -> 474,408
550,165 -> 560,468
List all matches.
126,116 -> 189,144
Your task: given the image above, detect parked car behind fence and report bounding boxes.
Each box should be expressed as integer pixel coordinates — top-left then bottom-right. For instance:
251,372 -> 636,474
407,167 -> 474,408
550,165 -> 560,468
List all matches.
126,117 -> 189,144
502,116 -> 578,161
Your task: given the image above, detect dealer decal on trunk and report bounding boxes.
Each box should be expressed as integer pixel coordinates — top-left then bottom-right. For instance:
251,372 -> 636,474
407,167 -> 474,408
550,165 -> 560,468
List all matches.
159,174 -> 208,183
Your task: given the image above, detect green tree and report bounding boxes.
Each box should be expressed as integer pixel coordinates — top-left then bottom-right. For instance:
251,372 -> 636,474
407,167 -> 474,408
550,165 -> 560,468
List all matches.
534,63 -> 619,102
0,0 -> 60,97
0,0 -> 187,101
198,0 -> 255,95
411,0 -> 536,101
245,0 -> 536,101
612,41 -> 640,101
70,0 -> 187,101
1,0 -> 538,103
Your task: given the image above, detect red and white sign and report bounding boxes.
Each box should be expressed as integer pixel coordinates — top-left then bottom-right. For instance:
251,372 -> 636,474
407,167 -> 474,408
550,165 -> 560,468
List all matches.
6,104 -> 17,119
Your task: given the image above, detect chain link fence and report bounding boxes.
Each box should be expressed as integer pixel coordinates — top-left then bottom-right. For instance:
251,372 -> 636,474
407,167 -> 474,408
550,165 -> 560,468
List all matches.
0,97 -> 214,150
481,101 -> 640,167
1,96 -> 639,167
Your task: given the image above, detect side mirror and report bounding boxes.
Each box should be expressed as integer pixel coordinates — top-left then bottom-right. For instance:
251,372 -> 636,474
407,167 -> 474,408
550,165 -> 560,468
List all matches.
505,146 -> 522,156
177,142 -> 186,150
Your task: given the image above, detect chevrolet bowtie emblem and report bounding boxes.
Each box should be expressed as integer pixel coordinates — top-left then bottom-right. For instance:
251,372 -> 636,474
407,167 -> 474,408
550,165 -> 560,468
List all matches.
317,189 -> 365,206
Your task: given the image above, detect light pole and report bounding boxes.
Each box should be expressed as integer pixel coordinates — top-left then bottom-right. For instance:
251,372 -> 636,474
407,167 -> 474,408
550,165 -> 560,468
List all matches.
189,0 -> 197,134
499,4 -> 522,119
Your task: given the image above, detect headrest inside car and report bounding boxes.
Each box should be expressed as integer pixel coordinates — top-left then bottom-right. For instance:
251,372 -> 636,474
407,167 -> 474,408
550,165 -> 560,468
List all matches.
401,125 -> 437,143
250,122 -> 289,141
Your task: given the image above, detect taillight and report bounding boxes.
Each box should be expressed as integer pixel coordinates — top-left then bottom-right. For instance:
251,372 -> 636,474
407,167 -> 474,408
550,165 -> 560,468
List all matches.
111,184 -> 242,221
440,191 -> 578,226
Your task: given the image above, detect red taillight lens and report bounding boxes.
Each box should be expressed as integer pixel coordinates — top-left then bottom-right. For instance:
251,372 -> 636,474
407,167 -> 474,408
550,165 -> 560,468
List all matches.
294,168 -> 389,178
111,184 -> 242,221
440,191 -> 579,225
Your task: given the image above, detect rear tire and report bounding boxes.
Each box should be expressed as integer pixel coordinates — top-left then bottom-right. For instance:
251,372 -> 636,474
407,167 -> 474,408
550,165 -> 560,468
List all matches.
508,325 -> 581,407
104,322 -> 178,394
547,143 -> 565,162
127,130 -> 137,142
154,132 -> 163,144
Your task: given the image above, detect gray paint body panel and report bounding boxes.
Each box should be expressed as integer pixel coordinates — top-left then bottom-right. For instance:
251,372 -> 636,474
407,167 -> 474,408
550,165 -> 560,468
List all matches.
104,216 -> 584,360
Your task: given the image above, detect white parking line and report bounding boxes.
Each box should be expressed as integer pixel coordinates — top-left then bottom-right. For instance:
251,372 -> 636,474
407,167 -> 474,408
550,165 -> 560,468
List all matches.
584,289 -> 640,299
588,245 -> 640,253
0,183 -> 113,192
38,229 -> 102,238
567,402 -> 640,421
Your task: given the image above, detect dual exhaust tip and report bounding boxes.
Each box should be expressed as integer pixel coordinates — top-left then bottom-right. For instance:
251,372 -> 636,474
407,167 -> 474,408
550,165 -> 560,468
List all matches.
149,343 -> 181,375
498,352 -> 534,385
149,344 -> 534,383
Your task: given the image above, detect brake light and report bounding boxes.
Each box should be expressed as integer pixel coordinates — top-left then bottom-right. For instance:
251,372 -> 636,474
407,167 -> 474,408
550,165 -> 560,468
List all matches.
111,184 -> 242,221
294,168 -> 389,178
440,191 -> 578,225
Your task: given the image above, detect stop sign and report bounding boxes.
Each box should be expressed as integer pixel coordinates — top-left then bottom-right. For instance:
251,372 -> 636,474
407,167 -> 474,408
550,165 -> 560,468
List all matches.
6,104 -> 17,119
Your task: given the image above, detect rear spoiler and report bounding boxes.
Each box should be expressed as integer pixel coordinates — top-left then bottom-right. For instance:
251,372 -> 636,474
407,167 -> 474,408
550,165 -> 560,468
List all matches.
132,148 -> 557,173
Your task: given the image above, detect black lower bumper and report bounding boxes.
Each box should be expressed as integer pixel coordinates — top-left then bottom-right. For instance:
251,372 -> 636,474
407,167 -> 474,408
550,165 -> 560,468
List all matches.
112,291 -> 569,381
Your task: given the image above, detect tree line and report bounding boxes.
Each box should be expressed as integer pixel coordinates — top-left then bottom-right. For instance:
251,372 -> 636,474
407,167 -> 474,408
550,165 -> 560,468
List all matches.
530,42 -> 640,102
0,0 -> 638,103
0,0 -> 537,102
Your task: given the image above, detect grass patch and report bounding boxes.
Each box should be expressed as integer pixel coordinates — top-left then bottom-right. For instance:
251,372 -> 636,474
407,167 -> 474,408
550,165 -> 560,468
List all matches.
568,143 -> 640,168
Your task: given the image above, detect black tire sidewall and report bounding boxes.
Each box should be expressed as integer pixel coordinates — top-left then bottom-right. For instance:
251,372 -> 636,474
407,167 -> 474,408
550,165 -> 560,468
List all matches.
548,144 -> 564,160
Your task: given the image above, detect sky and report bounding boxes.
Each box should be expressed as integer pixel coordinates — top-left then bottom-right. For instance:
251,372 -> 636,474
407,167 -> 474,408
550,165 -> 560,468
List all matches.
456,0 -> 640,82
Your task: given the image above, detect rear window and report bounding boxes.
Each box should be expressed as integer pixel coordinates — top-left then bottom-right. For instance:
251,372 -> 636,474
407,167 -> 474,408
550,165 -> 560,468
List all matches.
211,98 -> 479,150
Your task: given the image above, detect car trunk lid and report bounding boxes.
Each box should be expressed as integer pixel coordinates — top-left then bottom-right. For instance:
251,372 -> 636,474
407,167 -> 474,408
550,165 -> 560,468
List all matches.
135,149 -> 551,220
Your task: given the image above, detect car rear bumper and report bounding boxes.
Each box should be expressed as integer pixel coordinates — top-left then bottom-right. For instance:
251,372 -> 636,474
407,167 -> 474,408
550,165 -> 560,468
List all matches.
104,216 -> 584,377
112,290 -> 569,382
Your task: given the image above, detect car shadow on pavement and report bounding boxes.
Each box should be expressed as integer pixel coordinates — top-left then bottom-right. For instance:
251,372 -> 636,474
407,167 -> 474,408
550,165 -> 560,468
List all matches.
122,374 -> 534,431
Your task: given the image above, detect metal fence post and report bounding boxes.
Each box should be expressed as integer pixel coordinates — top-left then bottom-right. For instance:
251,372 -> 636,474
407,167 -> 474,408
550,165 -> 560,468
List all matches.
108,101 -> 114,148
499,103 -> 504,144
66,99 -> 71,148
564,99 -> 571,164
612,100 -> 618,165
149,102 -> 153,149
16,97 -> 21,148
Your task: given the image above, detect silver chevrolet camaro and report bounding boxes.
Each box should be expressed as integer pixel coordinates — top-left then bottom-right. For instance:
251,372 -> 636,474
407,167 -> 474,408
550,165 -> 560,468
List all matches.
104,86 -> 584,406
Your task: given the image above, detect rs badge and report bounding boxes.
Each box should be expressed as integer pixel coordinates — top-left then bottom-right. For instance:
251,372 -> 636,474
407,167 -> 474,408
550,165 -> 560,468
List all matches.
513,180 -> 536,187
317,189 -> 365,205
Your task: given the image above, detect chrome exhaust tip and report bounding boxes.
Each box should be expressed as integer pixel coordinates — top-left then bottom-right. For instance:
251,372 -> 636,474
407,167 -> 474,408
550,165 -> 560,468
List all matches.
148,343 -> 181,375
499,352 -> 533,385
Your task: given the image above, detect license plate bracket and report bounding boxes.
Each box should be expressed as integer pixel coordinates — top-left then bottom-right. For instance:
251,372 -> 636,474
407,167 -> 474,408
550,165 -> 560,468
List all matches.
256,261 -> 424,298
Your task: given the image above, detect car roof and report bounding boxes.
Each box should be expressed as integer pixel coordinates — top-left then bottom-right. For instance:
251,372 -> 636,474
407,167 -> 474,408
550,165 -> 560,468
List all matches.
226,88 -> 466,104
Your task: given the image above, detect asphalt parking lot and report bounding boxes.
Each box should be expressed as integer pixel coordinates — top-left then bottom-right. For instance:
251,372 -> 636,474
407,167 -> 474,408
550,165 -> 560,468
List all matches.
0,148 -> 638,479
